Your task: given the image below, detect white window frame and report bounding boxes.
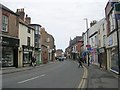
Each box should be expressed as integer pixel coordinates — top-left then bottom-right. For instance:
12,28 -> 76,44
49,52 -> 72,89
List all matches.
2,15 -> 8,32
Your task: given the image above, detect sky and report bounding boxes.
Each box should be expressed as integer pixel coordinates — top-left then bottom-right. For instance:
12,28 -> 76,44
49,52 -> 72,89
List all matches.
1,0 -> 108,51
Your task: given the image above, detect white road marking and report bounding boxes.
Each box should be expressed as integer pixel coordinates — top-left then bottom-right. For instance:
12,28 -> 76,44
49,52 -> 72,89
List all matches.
18,74 -> 45,84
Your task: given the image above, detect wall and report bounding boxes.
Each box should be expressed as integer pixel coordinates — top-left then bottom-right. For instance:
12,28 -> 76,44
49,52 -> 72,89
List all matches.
2,9 -> 19,38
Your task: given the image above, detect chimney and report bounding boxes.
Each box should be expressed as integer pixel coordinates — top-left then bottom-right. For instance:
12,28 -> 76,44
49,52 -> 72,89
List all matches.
90,20 -> 97,27
25,14 -> 31,24
16,8 -> 25,21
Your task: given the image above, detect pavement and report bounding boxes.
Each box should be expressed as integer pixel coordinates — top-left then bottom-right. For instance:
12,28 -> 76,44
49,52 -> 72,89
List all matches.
84,64 -> 120,89
1,61 -> 120,89
1,61 -> 56,75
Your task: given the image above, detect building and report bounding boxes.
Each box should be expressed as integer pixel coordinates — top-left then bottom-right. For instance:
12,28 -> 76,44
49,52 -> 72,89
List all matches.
98,18 -> 107,69
17,8 -> 35,67
55,49 -> 63,57
47,33 -> 55,62
1,4 -> 19,67
65,47 -> 71,59
105,0 -> 119,74
40,27 -> 55,64
69,36 -> 82,60
29,24 -> 42,65
88,19 -> 105,65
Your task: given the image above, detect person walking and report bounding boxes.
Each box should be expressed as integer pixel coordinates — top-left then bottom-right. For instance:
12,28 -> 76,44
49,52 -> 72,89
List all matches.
31,55 -> 36,66
78,56 -> 83,68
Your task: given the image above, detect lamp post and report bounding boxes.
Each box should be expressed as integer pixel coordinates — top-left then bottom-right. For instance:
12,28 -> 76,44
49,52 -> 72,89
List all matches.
84,18 -> 90,66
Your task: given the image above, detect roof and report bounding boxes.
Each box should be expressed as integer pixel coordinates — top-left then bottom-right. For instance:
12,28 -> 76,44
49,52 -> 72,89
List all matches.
19,19 -> 35,30
29,24 -> 42,27
1,4 -> 19,16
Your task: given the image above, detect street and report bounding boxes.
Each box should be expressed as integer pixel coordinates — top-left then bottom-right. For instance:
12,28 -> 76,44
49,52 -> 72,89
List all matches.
2,60 -> 84,88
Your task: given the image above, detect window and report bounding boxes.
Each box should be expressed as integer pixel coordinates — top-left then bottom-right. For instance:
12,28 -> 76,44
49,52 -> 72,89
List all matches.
103,35 -> 106,47
95,36 -> 97,46
28,28 -> 31,33
103,23 -> 105,31
35,26 -> 40,34
109,10 -> 116,32
91,38 -> 93,47
27,37 -> 30,46
46,37 -> 50,43
2,15 -> 8,32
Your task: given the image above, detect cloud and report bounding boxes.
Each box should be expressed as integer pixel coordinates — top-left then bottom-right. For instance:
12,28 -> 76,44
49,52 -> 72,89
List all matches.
1,0 -> 108,50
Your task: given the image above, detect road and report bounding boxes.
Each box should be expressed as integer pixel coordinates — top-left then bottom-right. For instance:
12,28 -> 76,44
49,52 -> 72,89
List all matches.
2,60 -> 84,88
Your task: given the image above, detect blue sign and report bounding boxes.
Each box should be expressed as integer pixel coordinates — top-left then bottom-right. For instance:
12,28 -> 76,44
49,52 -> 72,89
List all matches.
108,36 -> 113,46
115,14 -> 120,20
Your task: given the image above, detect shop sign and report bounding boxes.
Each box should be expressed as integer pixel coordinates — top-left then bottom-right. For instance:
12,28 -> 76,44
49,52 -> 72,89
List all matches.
24,48 -> 28,51
29,49 -> 32,52
2,36 -> 19,47
99,48 -> 105,53
108,36 -> 113,46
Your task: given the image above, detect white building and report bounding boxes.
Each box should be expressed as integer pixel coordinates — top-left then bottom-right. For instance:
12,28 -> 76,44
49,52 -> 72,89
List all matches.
18,19 -> 35,67
88,19 -> 105,65
98,18 -> 107,69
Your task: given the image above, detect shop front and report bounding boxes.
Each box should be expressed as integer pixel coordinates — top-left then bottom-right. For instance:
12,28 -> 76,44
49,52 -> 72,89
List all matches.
22,45 -> 34,66
2,36 -> 19,67
107,34 -> 119,74
35,48 -> 42,65
111,46 -> 119,73
98,47 -> 107,69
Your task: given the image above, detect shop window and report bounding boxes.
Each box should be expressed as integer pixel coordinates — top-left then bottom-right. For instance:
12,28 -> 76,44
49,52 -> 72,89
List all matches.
111,47 -> 119,72
2,47 -> 13,66
2,15 -> 8,32
23,52 -> 29,64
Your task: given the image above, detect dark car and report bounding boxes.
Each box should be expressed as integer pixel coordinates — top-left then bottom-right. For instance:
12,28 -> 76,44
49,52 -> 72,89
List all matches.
56,56 -> 64,61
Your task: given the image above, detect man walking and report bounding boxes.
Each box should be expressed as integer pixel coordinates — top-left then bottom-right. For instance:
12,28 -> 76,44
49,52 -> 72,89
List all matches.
78,56 -> 83,68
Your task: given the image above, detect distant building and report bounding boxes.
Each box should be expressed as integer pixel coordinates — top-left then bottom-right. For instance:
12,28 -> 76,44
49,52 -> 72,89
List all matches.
55,49 -> 63,57
40,27 -> 55,64
69,36 -> 82,60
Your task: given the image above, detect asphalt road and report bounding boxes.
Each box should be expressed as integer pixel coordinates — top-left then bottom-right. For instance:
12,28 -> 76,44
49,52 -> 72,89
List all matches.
2,60 -> 84,88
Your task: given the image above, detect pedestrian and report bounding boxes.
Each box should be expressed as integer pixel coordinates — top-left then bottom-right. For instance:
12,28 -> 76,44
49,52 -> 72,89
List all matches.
78,56 -> 83,68
98,58 -> 102,68
99,60 -> 102,68
83,56 -> 87,64
31,55 -> 36,66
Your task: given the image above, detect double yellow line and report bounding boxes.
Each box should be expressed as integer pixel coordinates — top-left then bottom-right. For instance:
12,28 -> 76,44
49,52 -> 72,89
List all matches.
78,65 -> 88,89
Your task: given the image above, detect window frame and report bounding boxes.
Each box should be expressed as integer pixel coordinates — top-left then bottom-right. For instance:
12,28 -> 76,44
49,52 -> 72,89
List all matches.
2,15 -> 8,32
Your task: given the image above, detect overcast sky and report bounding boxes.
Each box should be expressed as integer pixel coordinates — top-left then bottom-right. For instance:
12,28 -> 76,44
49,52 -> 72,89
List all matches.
1,0 -> 108,51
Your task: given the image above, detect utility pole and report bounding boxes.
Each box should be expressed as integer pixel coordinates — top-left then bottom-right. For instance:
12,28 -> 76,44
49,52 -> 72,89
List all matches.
84,18 -> 90,66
